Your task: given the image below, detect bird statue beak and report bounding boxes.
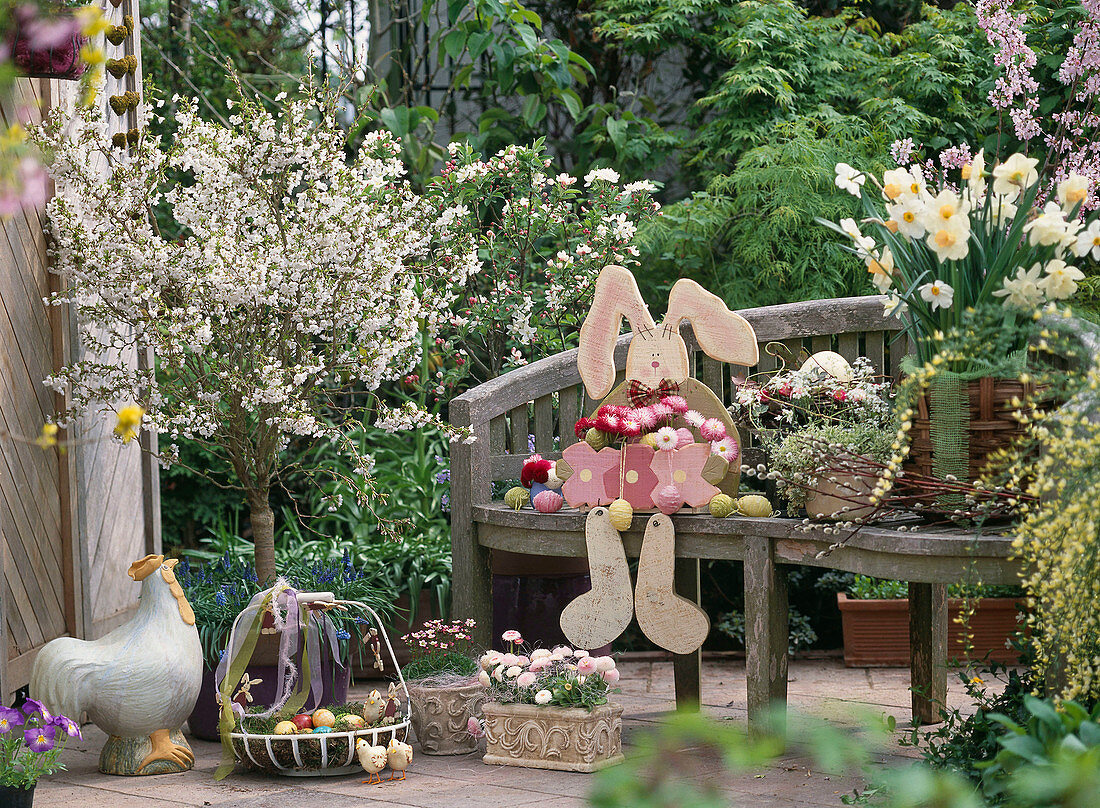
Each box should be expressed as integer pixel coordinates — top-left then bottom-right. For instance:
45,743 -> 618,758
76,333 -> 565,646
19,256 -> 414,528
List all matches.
163,558 -> 180,570
128,554 -> 164,581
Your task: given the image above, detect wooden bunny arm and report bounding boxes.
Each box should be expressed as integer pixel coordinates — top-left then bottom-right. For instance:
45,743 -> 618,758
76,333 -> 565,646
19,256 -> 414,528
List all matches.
579,265 -> 656,399
665,278 -> 760,367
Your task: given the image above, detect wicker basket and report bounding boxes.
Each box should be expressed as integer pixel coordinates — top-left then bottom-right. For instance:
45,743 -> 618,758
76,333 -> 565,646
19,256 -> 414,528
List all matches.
230,722 -> 409,776
908,376 -> 1037,481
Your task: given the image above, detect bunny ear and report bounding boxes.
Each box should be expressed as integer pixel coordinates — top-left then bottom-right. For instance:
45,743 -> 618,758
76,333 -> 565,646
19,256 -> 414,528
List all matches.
578,265 -> 655,399
665,279 -> 759,366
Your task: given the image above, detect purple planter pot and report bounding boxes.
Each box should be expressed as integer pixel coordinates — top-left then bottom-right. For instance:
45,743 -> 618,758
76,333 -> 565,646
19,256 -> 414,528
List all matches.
187,655 -> 351,741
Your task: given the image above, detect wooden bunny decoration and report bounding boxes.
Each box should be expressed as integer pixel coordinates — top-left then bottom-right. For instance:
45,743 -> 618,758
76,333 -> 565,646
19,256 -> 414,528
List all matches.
559,265 -> 758,655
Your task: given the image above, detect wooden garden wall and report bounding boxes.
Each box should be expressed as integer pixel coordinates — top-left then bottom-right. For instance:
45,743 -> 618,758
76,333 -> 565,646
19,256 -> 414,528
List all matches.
0,0 -> 157,705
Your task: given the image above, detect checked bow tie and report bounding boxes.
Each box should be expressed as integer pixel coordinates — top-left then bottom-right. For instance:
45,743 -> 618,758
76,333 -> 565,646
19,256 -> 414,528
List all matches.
627,379 -> 680,408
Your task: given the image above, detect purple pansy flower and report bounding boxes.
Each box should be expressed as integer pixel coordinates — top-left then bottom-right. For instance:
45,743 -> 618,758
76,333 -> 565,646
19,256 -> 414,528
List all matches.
20,698 -> 51,722
49,714 -> 81,739
0,706 -> 24,734
24,723 -> 57,753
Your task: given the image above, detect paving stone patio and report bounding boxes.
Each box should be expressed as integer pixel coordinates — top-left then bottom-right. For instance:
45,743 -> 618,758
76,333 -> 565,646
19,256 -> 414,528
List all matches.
34,658 -> 990,808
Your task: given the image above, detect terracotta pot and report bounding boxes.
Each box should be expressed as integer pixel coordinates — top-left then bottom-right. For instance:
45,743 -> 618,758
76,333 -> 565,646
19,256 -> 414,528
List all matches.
407,679 -> 486,755
836,593 -> 1024,667
481,701 -> 624,772
804,473 -> 878,520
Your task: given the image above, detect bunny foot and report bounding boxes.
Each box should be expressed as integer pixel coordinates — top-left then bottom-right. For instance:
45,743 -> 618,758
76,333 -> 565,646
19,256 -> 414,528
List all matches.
634,513 -> 710,655
560,508 -> 634,649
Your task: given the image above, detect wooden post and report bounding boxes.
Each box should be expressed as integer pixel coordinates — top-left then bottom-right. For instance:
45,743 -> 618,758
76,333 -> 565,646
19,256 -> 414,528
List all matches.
672,556 -> 702,709
745,536 -> 788,733
449,397 -> 493,649
909,581 -> 947,725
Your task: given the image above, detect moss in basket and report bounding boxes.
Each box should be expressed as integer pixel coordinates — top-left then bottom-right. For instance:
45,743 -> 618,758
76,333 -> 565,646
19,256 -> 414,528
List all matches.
403,650 -> 478,681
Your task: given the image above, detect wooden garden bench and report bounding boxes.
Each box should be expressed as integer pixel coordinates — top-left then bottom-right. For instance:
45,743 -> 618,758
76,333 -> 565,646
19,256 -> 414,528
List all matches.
449,295 -> 1022,727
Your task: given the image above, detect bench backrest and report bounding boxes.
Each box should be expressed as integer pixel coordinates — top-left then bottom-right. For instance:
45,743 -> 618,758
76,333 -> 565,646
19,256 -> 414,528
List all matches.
450,295 -> 906,495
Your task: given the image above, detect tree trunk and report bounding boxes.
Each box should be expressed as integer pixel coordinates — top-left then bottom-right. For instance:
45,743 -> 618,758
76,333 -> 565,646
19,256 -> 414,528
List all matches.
247,490 -> 277,584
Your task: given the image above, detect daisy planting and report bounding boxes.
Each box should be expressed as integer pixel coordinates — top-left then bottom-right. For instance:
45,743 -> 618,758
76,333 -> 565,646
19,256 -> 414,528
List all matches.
822,148 -> 1100,364
479,633 -> 618,711
710,437 -> 739,463
699,418 -> 727,442
654,426 -> 679,451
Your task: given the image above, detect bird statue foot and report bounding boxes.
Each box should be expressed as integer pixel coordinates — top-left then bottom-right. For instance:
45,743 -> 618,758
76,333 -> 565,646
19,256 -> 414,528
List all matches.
361,774 -> 382,785
100,728 -> 194,775
389,770 -> 407,781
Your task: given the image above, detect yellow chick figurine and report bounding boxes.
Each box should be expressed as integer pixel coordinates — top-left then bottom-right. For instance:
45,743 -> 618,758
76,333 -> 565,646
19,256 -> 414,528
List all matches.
362,689 -> 385,724
386,737 -> 413,781
356,738 -> 387,785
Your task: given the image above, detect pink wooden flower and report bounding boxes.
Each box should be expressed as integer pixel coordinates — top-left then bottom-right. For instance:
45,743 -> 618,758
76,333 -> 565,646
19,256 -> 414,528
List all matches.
606,442 -> 658,508
561,443 -> 620,506
650,443 -> 720,509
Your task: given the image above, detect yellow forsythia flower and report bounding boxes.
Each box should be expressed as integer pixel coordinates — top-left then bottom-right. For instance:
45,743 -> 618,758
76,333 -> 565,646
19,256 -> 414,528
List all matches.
35,423 -> 59,449
79,45 -> 105,67
76,6 -> 110,37
114,404 -> 144,444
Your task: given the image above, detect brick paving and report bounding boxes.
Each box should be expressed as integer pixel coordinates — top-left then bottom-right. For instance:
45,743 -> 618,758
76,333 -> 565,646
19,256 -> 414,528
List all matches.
34,659 -> 989,808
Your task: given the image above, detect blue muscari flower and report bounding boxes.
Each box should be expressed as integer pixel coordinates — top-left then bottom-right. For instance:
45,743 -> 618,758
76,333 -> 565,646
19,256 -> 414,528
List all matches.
215,588 -> 228,606
221,552 -> 232,571
342,549 -> 352,569
335,629 -> 350,640
441,492 -> 450,511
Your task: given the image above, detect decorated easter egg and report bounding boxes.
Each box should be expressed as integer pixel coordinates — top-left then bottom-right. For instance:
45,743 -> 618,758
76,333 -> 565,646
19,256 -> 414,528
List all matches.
335,713 -> 365,731
639,433 -> 658,449
802,351 -> 853,384
675,428 -> 695,448
655,484 -> 682,515
585,427 -> 608,450
313,725 -> 333,734
312,708 -> 336,728
273,721 -> 298,735
504,486 -> 530,510
533,489 -> 564,513
737,494 -> 773,517
291,714 -> 313,731
608,498 -> 633,531
709,493 -> 736,518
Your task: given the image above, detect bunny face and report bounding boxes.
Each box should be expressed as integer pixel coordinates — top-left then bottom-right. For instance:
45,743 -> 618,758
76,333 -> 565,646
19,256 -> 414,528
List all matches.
578,266 -> 760,400
625,327 -> 690,387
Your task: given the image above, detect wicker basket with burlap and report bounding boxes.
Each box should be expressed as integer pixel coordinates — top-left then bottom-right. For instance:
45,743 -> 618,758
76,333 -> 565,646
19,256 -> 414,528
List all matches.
908,375 -> 1045,482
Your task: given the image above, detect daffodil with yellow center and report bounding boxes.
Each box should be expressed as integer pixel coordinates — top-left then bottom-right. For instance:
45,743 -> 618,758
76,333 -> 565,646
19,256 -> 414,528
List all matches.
881,168 -> 912,201
920,189 -> 969,232
925,216 -> 970,261
1057,173 -> 1090,210
991,152 -> 1039,197
886,195 -> 926,238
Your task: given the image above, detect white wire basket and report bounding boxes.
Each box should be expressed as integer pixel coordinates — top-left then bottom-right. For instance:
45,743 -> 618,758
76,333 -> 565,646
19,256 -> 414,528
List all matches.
227,599 -> 411,777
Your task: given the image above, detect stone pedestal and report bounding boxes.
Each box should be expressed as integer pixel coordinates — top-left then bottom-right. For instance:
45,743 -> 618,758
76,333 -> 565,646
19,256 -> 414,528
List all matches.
99,728 -> 193,775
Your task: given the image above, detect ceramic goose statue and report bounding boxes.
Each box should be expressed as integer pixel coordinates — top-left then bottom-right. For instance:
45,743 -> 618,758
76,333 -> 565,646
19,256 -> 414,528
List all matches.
31,554 -> 203,775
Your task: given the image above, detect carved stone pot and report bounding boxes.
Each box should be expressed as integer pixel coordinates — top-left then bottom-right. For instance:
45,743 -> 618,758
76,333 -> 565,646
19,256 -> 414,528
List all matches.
407,679 -> 485,755
482,701 -> 624,772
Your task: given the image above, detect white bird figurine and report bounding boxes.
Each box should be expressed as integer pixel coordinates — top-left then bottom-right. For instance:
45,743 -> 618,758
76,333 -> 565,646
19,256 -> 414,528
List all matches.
363,689 -> 385,724
356,738 -> 387,785
30,554 -> 203,775
386,737 -> 413,781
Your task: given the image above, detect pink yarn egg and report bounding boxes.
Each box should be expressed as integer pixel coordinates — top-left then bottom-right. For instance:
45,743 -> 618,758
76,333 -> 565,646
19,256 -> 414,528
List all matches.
533,490 -> 564,513
674,427 -> 694,448
655,484 -> 682,515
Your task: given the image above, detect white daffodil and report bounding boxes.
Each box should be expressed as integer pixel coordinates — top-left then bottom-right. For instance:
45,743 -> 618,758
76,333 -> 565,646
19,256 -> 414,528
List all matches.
884,293 -> 908,317
1074,220 -> 1100,260
920,188 -> 970,232
962,149 -> 987,195
865,247 -> 894,292
835,163 -> 865,197
882,167 -> 912,201
839,217 -> 863,239
904,166 -> 927,198
919,280 -> 955,310
853,235 -> 877,261
1037,259 -> 1085,300
925,218 -> 971,262
989,194 -> 1018,227
1057,173 -> 1090,210
993,264 -> 1045,309
1024,201 -> 1075,247
992,153 -> 1039,197
886,196 -> 926,238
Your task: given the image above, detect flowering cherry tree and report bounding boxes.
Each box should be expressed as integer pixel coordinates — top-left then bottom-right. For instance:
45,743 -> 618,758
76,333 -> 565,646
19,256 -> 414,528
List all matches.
32,88 -> 478,582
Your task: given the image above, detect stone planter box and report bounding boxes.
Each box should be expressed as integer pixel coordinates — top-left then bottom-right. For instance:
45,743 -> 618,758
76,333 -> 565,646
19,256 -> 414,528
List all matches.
482,701 -> 624,772
408,679 -> 486,755
837,593 -> 1024,667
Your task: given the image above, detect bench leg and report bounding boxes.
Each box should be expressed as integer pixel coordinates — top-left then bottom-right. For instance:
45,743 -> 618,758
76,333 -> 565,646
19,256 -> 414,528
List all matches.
745,537 -> 788,734
909,582 -> 947,725
672,557 -> 702,711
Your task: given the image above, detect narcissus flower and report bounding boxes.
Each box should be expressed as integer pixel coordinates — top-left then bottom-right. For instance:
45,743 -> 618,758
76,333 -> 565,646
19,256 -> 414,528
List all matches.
834,163 -> 865,197
993,265 -> 1045,309
1037,259 -> 1084,300
1057,173 -> 1089,209
992,153 -> 1038,197
919,280 -> 955,310
1074,220 -> 1100,260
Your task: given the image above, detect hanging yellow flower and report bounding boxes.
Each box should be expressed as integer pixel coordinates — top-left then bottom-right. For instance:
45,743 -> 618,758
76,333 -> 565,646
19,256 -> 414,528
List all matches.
35,423 -> 59,449
114,404 -> 144,444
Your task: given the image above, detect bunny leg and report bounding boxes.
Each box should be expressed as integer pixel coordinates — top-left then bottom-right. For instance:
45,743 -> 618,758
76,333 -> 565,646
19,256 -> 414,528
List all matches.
559,507 -> 634,649
634,513 -> 710,655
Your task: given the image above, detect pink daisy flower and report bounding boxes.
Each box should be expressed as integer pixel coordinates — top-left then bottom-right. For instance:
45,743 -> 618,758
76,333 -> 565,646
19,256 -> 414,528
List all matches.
710,437 -> 739,462
683,409 -> 705,428
595,413 -> 621,433
650,402 -> 674,421
576,657 -> 598,676
700,418 -> 727,441
631,407 -> 659,429
655,426 -> 678,451
502,629 -> 523,643
620,418 -> 642,437
660,395 -> 689,414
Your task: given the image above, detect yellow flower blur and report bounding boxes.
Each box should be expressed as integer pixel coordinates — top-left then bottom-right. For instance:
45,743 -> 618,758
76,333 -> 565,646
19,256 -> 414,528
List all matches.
114,404 -> 144,444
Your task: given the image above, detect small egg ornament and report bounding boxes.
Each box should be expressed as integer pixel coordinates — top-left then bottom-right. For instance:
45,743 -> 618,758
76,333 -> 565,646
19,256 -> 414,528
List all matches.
656,484 -> 682,515
802,350 -> 854,384
273,720 -> 298,735
639,433 -> 658,449
709,493 -> 736,518
533,489 -> 564,513
675,428 -> 695,448
736,494 -> 773,517
336,713 -> 365,731
608,498 -> 633,531
313,725 -> 333,734
312,708 -> 336,728
504,486 -> 530,510
291,713 -> 313,731
585,427 -> 608,450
